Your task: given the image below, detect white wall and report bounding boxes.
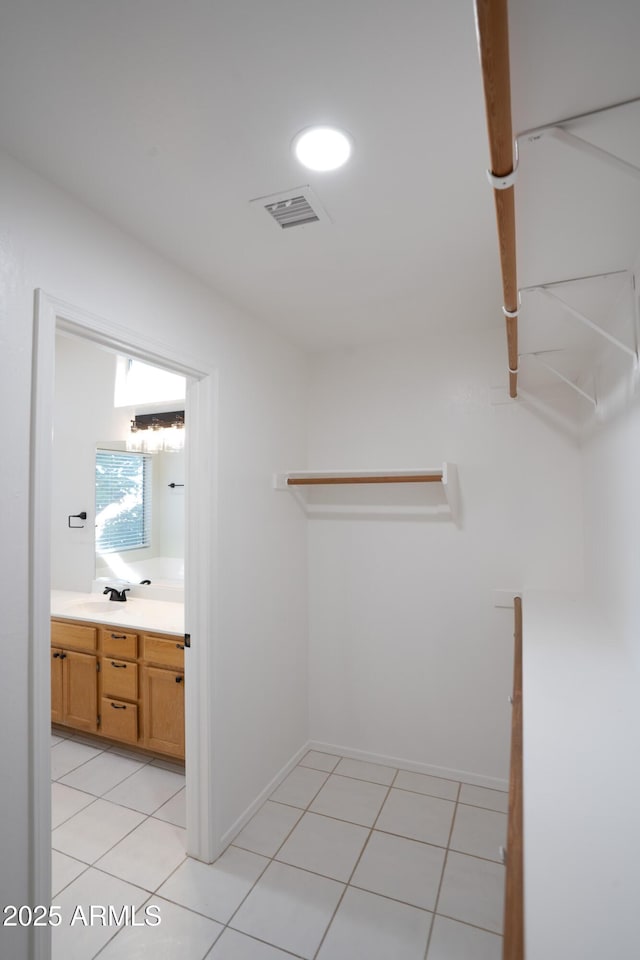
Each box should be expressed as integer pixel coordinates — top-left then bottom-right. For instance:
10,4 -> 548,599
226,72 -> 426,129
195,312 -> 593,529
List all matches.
156,449 -> 185,559
307,331 -> 584,784
0,149 -> 308,958
521,311 -> 640,957
581,391 -> 640,666
52,334 -> 130,590
523,591 -> 640,960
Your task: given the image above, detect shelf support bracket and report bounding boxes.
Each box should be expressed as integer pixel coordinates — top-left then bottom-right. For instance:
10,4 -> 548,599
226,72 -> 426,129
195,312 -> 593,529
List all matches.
517,95 -> 640,183
546,127 -> 640,183
522,352 -> 598,408
529,286 -> 639,363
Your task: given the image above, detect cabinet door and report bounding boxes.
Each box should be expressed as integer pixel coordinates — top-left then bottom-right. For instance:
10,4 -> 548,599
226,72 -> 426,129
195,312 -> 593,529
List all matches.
142,666 -> 184,758
63,651 -> 98,733
51,648 -> 64,724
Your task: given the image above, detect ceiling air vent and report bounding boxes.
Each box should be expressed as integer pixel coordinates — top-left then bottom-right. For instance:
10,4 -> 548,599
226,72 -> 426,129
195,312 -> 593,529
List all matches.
249,186 -> 330,230
266,195 -> 318,229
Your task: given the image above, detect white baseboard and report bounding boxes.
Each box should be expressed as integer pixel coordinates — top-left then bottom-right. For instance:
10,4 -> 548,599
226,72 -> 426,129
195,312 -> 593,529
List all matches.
308,740 -> 509,792
217,741 -> 310,851
217,738 -> 508,856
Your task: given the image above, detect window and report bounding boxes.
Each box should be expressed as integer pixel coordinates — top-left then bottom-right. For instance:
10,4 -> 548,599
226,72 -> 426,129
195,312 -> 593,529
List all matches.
95,451 -> 152,553
114,356 -> 186,408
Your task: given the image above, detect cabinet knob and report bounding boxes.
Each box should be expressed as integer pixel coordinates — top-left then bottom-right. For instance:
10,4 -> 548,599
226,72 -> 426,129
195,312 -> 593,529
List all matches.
176,643 -> 185,650
52,652 -> 61,659
175,676 -> 184,684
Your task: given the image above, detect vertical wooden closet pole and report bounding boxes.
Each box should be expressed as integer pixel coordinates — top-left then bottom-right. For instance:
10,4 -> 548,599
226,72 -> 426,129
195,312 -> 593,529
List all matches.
475,0 -> 519,397
503,596 -> 524,959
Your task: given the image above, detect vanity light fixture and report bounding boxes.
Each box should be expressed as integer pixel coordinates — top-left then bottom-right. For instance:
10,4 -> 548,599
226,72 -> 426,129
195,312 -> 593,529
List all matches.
293,126 -> 352,171
127,411 -> 185,453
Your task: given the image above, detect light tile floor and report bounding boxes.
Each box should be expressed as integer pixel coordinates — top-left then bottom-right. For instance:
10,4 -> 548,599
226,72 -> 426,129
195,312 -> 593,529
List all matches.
51,729 -> 506,959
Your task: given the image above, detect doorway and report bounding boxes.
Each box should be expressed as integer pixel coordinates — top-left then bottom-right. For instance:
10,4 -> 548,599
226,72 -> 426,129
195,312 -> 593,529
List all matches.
30,291 -> 217,947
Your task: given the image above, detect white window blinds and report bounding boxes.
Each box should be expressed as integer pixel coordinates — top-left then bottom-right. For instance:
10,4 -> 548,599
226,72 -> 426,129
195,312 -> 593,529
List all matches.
95,451 -> 152,553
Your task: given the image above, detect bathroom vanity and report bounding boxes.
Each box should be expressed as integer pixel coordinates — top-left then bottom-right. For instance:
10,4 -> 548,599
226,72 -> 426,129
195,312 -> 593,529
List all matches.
50,591 -> 185,759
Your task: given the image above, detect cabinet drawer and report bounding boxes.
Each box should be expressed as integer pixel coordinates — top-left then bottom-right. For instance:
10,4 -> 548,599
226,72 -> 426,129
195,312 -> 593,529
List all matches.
51,620 -> 97,653
142,634 -> 185,669
101,698 -> 138,744
102,658 -> 138,701
100,628 -> 138,660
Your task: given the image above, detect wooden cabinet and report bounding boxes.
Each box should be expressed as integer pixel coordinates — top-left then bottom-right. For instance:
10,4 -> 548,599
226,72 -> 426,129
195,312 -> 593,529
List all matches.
142,666 -> 185,757
51,617 -> 184,759
51,646 -> 98,733
50,648 -> 64,725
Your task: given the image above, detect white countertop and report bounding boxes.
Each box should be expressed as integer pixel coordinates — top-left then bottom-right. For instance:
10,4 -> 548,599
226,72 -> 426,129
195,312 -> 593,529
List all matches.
51,590 -> 184,636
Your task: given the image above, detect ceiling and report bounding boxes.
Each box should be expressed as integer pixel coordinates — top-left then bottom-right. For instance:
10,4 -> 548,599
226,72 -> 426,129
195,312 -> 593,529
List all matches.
0,1 -> 639,359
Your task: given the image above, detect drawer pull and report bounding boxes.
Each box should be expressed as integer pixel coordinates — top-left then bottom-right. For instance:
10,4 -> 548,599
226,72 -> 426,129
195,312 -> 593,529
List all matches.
111,633 -> 127,639
175,676 -> 184,684
176,643 -> 185,650
110,703 -> 127,710
111,662 -> 127,669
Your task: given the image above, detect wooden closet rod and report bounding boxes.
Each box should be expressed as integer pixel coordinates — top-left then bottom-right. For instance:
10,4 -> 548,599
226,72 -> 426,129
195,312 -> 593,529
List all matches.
503,595 -> 524,960
287,474 -> 443,486
475,0 -> 519,398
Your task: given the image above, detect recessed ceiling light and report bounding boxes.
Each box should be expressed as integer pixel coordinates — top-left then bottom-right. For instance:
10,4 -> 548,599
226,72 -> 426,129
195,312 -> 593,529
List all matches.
293,126 -> 352,172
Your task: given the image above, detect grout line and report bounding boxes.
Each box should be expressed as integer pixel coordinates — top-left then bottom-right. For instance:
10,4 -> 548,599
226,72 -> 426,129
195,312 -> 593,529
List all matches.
52,749 -> 506,959
221,928 -> 307,959
215,784 -> 322,940
296,760 -> 505,809
51,794 -> 100,832
51,744 -> 110,782
99,779 -> 186,818
432,911 -> 505,939
423,780 -> 461,960
57,753 -> 167,800
262,799 -> 510,864
310,768 -> 399,960
455,799 -> 508,814
87,891 -> 160,960
391,785 -> 459,801
54,804 -> 172,886
314,770 -> 395,788
51,856 -> 93,900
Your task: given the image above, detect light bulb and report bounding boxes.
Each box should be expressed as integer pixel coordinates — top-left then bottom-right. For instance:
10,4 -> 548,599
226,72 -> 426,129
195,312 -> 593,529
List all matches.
293,126 -> 352,172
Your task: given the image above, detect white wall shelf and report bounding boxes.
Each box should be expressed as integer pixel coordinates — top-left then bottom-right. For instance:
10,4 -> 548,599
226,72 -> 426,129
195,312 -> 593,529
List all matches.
273,462 -> 460,524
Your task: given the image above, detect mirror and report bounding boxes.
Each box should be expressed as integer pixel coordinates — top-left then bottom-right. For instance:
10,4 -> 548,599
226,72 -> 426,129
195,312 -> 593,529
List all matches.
94,441 -> 184,594
51,334 -> 186,597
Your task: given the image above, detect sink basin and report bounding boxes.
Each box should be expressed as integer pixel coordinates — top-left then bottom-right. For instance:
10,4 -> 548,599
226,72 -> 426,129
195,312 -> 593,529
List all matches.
65,600 -> 136,616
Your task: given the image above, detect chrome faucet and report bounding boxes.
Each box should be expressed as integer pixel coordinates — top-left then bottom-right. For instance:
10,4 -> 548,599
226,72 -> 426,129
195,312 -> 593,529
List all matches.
103,586 -> 130,602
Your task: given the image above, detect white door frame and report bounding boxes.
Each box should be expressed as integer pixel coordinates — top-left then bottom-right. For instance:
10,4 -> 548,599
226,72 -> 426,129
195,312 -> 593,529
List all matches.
29,290 -> 218,958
